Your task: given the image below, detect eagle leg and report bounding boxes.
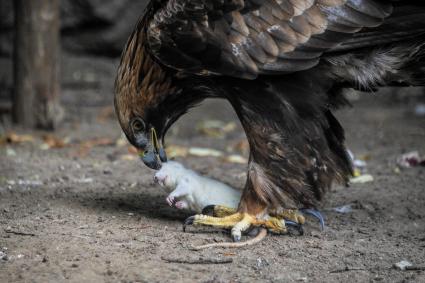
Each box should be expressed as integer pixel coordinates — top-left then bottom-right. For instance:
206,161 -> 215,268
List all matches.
270,209 -> 306,225
183,212 -> 258,242
183,212 -> 243,231
201,205 -> 237,217
183,210 -> 302,242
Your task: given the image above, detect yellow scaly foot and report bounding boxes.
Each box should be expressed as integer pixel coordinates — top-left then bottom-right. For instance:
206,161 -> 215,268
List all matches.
184,207 -> 300,241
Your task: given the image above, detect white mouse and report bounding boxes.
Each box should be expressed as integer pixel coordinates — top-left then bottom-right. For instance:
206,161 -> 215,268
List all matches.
154,161 -> 241,213
153,161 -> 307,250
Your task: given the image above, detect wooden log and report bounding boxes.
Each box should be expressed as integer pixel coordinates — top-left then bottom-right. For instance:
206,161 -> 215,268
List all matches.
13,0 -> 63,130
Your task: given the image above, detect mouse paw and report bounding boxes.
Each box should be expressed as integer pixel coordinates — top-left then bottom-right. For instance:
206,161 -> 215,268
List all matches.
166,196 -> 176,206
174,201 -> 187,209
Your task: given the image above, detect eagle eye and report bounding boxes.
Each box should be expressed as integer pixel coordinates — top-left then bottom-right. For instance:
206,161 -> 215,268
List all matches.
131,118 -> 145,133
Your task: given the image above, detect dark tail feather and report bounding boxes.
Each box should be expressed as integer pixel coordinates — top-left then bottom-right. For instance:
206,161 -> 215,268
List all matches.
324,110 -> 353,181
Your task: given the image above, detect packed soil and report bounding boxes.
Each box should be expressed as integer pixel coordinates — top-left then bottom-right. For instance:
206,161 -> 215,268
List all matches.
0,93 -> 424,283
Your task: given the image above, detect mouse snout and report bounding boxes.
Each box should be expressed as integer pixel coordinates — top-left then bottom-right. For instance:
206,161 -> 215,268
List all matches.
154,172 -> 167,186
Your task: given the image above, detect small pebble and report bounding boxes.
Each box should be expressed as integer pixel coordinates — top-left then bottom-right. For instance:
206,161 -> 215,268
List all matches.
333,204 -> 353,214
0,251 -> 8,261
393,260 -> 412,271
414,104 -> 425,117
256,257 -> 269,268
350,174 -> 374,184
6,148 -> 17,156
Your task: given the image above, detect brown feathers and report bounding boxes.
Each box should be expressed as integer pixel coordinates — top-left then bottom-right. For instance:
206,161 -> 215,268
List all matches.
147,0 -> 392,79
115,0 -> 424,213
115,24 -> 174,134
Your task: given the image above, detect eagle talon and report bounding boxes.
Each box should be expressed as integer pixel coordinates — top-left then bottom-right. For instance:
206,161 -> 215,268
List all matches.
232,234 -> 241,242
284,220 -> 304,236
183,216 -> 195,232
300,209 -> 325,230
182,211 -> 257,239
201,205 -> 238,218
201,205 -> 216,216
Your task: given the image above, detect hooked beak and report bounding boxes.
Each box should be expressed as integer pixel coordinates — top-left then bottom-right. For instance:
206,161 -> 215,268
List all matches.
139,127 -> 167,170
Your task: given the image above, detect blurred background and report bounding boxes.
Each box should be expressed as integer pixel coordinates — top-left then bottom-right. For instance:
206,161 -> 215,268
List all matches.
0,0 -> 254,148
0,0 -> 148,125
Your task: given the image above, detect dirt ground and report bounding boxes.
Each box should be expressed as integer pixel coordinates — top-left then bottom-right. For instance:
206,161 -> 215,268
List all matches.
0,93 -> 424,283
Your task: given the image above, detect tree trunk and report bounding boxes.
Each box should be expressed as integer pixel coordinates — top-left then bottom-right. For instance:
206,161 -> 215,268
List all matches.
13,0 -> 63,130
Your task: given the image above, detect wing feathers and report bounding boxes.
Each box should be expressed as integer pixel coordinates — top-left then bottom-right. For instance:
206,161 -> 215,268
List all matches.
289,0 -> 315,16
257,31 -> 280,56
231,11 -> 250,36
147,0 -> 394,78
267,23 -> 298,46
346,0 -> 393,19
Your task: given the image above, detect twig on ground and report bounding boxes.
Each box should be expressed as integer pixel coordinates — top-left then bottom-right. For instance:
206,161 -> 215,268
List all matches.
330,267 -> 366,273
406,266 -> 425,271
191,227 -> 267,250
4,228 -> 36,237
71,234 -> 93,240
161,256 -> 233,264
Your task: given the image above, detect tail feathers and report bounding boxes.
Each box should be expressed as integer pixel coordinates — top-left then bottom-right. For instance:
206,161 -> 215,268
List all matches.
399,42 -> 425,86
324,110 -> 353,181
326,39 -> 425,90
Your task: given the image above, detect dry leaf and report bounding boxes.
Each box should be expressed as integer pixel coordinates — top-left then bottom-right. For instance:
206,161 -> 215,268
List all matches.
231,140 -> 249,155
222,154 -> 247,164
128,146 -> 138,155
81,138 -> 115,148
42,134 -> 68,149
116,137 -> 128,147
188,147 -> 223,157
120,154 -> 137,161
1,132 -> 35,144
350,174 -> 374,184
196,120 -> 237,138
222,122 -> 237,133
96,106 -> 115,123
71,138 -> 115,158
166,145 -> 189,158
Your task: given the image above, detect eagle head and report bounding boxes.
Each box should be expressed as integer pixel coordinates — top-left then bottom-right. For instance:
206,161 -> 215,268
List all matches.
114,79 -> 170,170
114,28 -> 174,170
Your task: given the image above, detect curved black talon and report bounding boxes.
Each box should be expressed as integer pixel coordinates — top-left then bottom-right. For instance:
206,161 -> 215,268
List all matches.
232,234 -> 241,242
201,205 -> 216,216
300,209 -> 325,231
183,216 -> 195,232
285,220 -> 304,236
246,226 -> 260,237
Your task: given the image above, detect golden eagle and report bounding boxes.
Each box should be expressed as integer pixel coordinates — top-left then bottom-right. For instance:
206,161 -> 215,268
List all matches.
114,0 -> 425,240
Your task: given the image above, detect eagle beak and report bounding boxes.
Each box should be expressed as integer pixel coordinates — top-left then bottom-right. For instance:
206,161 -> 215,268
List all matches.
138,127 -> 167,170
140,150 -> 162,170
